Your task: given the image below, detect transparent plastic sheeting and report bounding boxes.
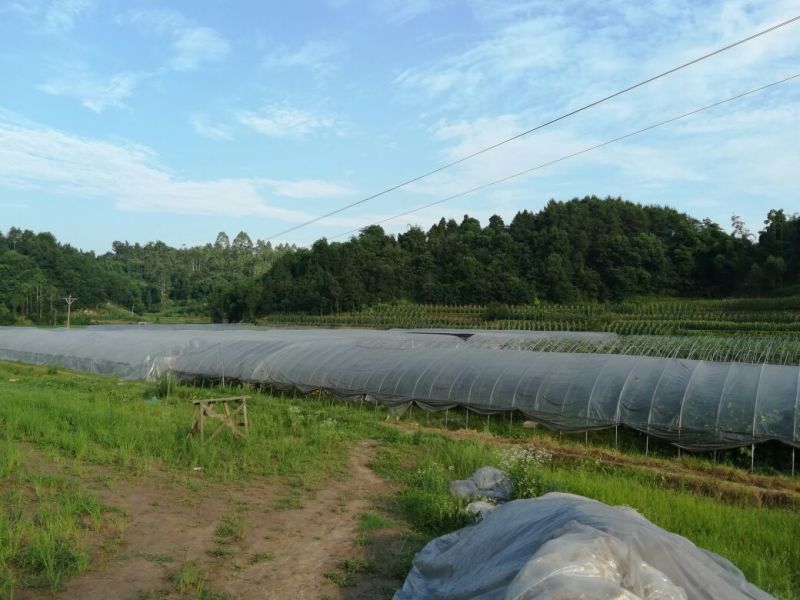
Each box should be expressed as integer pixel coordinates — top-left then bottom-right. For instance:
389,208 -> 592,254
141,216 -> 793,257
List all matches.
394,493 -> 775,600
0,326 -> 798,451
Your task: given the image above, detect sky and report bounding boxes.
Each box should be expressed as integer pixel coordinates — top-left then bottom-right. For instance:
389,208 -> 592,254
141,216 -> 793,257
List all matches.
0,0 -> 798,253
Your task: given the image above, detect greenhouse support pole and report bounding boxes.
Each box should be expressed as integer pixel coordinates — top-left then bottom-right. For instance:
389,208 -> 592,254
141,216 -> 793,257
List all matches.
465,410 -> 469,429
445,408 -> 449,428
510,412 -> 513,427
645,436 -> 650,456
487,414 -> 490,429
218,343 -> 225,389
614,425 -> 618,449
751,444 -> 755,472
792,448 -> 795,477
585,431 -> 588,445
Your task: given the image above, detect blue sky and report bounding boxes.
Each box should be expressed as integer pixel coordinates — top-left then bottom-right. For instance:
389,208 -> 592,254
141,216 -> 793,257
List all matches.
0,0 -> 798,252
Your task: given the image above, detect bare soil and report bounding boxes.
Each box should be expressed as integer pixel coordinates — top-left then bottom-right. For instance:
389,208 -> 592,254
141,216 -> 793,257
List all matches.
20,440 -> 405,600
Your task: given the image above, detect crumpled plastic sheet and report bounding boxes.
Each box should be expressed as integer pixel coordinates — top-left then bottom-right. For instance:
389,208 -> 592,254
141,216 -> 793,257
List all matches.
394,493 -> 775,600
450,466 -> 515,502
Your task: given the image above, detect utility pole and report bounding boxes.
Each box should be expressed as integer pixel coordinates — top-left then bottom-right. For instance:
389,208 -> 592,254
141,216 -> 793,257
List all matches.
63,295 -> 77,328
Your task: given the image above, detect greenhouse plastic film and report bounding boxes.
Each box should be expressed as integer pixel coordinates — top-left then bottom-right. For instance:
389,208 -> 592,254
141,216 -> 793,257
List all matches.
394,493 -> 775,600
0,325 -> 798,450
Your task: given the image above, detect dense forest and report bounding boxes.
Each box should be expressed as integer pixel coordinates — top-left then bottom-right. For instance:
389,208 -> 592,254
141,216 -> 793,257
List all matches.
0,229 -> 293,325
1,197 -> 798,324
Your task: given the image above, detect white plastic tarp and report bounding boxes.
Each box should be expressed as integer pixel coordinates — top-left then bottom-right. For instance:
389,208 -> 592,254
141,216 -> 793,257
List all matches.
394,493 -> 775,600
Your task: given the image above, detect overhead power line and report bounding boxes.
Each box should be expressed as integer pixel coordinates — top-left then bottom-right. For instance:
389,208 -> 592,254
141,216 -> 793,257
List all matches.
332,73 -> 799,239
264,15 -> 800,241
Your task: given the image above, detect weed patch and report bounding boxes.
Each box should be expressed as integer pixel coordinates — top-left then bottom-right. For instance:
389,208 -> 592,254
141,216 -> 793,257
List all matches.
214,513 -> 243,542
358,511 -> 394,532
0,443 -> 121,595
247,552 -> 273,565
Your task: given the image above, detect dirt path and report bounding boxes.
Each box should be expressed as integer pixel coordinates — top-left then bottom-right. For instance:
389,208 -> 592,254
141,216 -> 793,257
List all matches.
220,440 -> 398,600
22,440 -> 397,600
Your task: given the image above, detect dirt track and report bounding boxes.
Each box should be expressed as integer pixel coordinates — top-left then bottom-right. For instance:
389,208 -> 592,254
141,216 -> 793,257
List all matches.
21,440 -> 398,600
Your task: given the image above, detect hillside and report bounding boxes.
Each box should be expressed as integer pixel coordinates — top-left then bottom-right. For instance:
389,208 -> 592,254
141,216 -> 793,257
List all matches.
1,197 -> 798,324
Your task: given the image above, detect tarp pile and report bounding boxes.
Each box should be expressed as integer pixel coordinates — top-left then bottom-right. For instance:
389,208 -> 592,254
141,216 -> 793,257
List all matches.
394,493 -> 775,600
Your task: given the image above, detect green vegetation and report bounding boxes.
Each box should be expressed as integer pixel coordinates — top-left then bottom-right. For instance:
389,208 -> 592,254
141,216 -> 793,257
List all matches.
247,552 -> 273,565
358,511 -> 394,532
324,557 -> 375,587
214,513 -> 244,542
260,296 -> 800,337
0,227 -> 293,325
253,199 -> 799,317
0,361 -> 379,483
172,559 -> 202,593
172,559 -> 231,598
3,198 -> 800,324
1,360 -> 798,598
0,438 -> 121,594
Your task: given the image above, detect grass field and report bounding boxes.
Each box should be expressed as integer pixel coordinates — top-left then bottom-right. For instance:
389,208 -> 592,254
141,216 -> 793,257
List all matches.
0,360 -> 798,599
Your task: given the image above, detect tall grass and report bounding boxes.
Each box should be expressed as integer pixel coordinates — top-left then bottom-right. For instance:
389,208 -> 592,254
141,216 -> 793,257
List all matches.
0,438 -> 111,596
0,361 -> 380,484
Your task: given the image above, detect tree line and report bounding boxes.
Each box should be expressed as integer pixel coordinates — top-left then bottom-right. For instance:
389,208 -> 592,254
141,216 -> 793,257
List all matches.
0,228 -> 293,325
1,197 -> 798,324
247,197 -> 798,320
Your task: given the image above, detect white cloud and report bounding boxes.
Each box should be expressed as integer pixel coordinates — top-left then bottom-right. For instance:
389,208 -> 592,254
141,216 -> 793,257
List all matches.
190,113 -> 233,141
43,0 -> 92,32
0,1 -> 41,18
118,7 -> 184,34
263,40 -> 342,72
119,8 -> 230,72
262,179 -> 354,199
237,106 -> 337,139
170,26 -> 229,71
0,111 -> 356,222
395,0 -> 800,119
0,0 -> 93,32
327,0 -> 450,23
40,8 -> 230,111
392,82 -> 797,230
376,0 -> 453,24
395,16 -> 572,102
39,66 -> 148,112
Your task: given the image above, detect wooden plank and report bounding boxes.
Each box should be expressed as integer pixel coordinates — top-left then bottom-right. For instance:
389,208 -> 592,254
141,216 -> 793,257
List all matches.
192,395 -> 249,405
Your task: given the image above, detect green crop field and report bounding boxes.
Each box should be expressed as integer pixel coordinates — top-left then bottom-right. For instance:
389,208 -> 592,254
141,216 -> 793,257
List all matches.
0,360 -> 798,599
258,296 -> 800,337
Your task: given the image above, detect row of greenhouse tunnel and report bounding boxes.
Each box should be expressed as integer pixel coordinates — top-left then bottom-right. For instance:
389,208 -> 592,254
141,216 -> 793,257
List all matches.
0,325 -> 797,452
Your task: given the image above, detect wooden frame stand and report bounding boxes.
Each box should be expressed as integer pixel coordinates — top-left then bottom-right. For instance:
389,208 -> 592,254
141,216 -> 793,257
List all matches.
189,396 -> 250,444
